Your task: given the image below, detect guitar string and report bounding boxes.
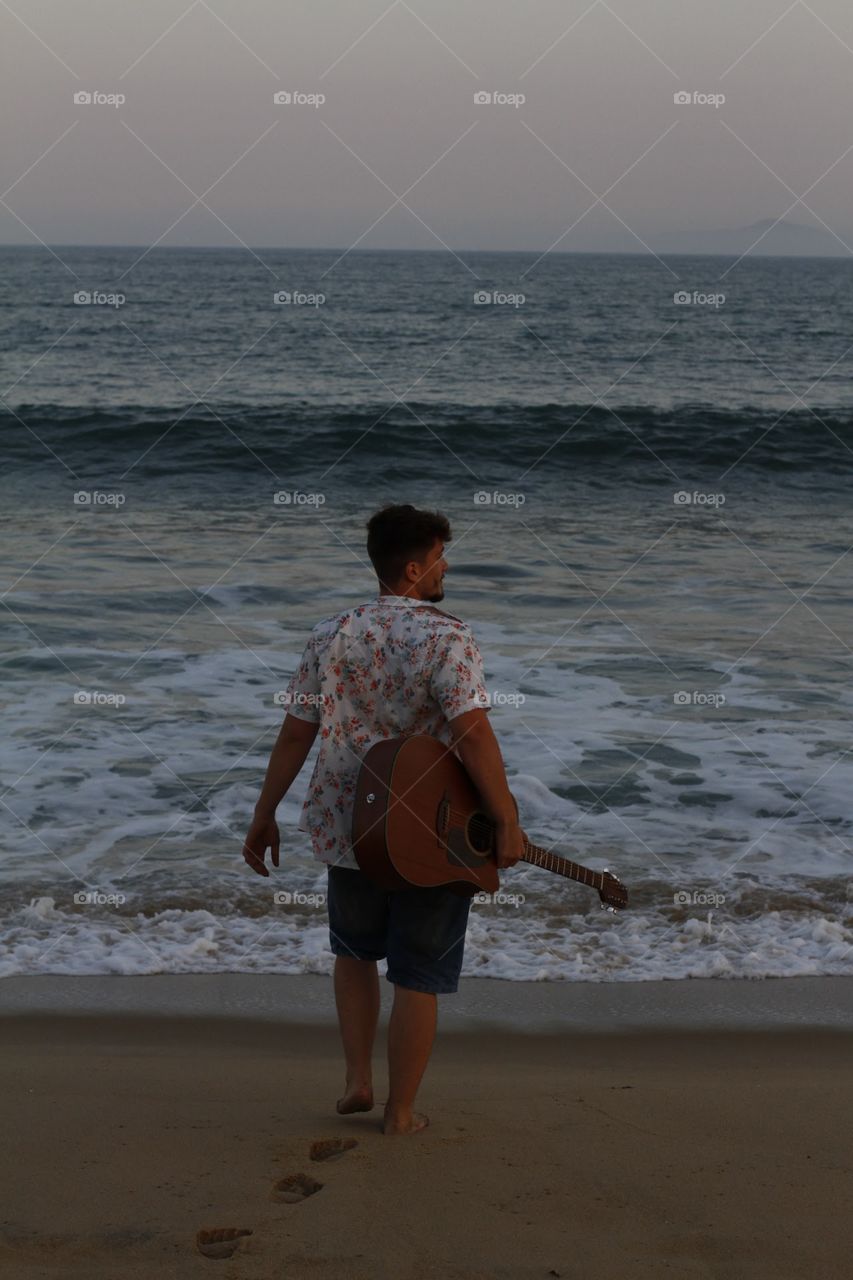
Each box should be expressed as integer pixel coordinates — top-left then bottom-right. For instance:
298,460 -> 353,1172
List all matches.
382,803 -> 622,898
439,805 -> 611,889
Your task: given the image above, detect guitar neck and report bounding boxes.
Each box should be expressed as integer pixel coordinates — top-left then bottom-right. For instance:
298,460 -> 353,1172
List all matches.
522,838 -> 606,892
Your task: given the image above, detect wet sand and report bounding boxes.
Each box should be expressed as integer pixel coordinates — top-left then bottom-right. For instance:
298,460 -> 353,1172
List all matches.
0,1010 -> 850,1279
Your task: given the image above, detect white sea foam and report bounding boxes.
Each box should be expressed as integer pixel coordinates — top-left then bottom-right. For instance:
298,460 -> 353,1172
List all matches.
0,889 -> 849,981
2,612 -> 851,981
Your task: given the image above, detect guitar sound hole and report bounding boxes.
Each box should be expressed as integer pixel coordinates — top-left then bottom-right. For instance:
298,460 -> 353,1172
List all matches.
466,812 -> 493,855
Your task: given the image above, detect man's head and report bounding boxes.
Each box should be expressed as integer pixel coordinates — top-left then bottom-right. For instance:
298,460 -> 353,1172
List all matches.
366,503 -> 451,602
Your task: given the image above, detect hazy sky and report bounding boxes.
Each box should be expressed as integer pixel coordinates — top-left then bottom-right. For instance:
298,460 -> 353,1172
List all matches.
2,0 -> 853,251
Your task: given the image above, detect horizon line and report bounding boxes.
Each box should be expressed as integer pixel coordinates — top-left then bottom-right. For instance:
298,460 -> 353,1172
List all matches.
0,242 -> 850,261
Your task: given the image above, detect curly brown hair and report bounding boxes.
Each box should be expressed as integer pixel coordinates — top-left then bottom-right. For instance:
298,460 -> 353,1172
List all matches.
365,503 -> 451,588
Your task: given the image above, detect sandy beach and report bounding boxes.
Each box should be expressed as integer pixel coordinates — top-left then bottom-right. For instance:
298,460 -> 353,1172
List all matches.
1,991 -> 851,1279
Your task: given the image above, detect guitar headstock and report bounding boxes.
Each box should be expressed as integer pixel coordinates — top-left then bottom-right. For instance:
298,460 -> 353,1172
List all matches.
598,869 -> 628,912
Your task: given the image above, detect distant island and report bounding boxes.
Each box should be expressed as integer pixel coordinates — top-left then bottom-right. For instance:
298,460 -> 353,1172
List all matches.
650,216 -> 849,258
0,216 -> 850,258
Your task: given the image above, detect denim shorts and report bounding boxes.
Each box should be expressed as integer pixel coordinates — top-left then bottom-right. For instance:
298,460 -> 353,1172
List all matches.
326,865 -> 472,995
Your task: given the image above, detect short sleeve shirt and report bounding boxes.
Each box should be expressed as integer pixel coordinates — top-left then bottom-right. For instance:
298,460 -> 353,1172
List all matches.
283,594 -> 491,868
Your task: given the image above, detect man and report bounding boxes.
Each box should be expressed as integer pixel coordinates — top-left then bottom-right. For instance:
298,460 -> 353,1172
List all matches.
242,503 -> 523,1135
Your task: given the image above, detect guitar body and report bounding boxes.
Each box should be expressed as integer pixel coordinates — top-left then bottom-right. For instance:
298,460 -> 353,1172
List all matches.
352,734 -> 500,897
351,734 -> 629,910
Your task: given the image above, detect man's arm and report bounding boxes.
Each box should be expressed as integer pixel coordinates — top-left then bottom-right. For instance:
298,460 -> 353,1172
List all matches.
447,708 -> 523,869
254,713 -> 319,817
242,713 -> 319,876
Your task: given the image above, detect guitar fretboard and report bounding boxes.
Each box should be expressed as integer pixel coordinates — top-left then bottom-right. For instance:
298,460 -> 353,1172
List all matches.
522,839 -> 605,892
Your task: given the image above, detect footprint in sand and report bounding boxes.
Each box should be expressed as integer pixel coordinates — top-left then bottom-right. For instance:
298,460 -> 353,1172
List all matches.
269,1173 -> 324,1204
195,1227 -> 253,1259
309,1137 -> 358,1162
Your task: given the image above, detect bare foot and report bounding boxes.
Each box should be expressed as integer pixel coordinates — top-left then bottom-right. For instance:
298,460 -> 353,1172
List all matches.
382,1105 -> 430,1135
336,1082 -> 374,1115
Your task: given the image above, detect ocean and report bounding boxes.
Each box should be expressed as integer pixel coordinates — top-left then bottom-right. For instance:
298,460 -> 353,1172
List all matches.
1,245 -> 851,982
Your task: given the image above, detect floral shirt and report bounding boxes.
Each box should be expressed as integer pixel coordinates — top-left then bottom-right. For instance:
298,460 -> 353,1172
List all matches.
284,594 -> 491,869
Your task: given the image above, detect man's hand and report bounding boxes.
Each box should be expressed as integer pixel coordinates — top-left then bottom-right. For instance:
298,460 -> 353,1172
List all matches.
449,709 -> 524,870
242,812 -> 280,877
243,714 -> 318,876
494,818 -> 525,870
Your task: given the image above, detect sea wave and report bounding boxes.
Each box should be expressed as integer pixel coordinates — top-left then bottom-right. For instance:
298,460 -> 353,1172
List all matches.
3,401 -> 852,475
1,871 -> 850,981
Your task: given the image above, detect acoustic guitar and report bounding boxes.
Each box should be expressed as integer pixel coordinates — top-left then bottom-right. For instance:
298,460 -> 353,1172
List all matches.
352,734 -> 628,911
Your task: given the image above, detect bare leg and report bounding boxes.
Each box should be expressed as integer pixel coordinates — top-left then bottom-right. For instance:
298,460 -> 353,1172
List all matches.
333,956 -> 379,1114
383,985 -> 436,1134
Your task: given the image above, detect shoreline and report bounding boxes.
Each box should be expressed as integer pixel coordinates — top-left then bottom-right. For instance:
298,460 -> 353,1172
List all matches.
1,972 -> 851,1031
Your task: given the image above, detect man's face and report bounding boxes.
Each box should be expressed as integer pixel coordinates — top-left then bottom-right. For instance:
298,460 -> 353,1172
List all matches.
411,539 -> 447,602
